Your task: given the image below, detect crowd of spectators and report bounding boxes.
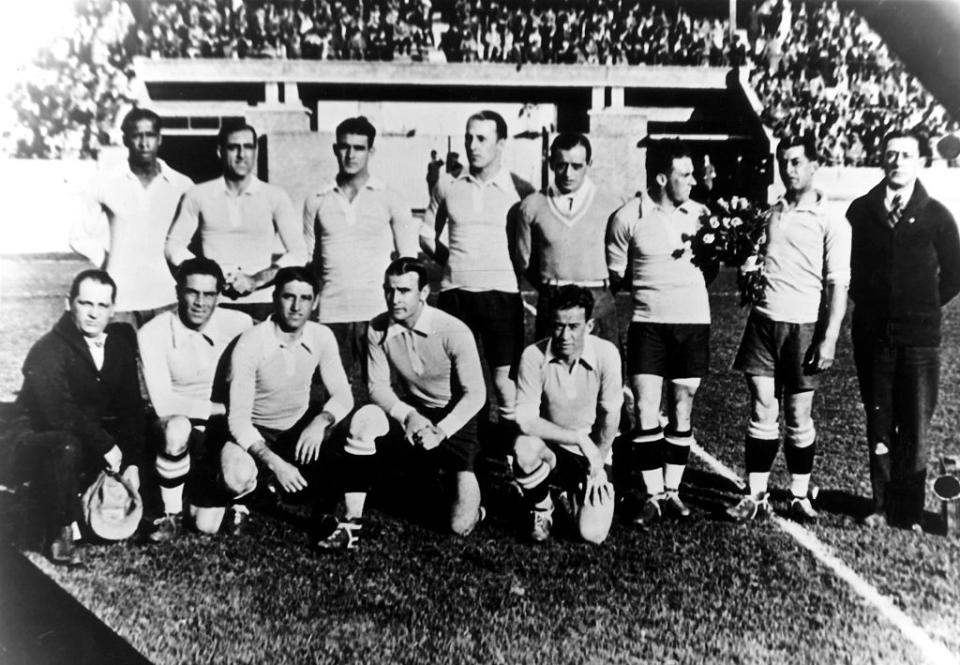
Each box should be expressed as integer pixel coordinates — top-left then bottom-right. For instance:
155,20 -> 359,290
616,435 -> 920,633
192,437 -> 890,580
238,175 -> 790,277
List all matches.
437,1 -> 733,65
139,0 -> 434,61
4,0 -> 956,166
746,0 -> 956,166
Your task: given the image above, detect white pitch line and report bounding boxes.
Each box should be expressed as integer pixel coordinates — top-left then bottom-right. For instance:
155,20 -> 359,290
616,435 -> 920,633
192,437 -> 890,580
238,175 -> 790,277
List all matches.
688,440 -> 960,665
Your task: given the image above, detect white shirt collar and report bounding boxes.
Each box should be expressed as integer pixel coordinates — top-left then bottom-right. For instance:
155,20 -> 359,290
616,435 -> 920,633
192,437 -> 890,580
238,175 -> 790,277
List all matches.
384,304 -> 435,341
317,175 -> 386,196
460,167 -> 514,192
543,334 -> 598,370
548,177 -> 595,213
121,158 -> 174,184
885,181 -> 915,210
170,310 -> 219,349
773,189 -> 826,214
221,175 -> 262,196
268,319 -> 313,352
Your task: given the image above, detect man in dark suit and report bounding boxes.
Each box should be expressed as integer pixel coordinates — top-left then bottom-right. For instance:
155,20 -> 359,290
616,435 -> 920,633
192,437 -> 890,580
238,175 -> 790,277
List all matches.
847,129 -> 960,532
18,270 -> 144,564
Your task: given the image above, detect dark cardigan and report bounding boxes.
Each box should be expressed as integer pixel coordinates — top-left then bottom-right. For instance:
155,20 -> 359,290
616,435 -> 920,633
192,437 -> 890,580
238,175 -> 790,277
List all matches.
847,180 -> 960,346
17,313 -> 145,467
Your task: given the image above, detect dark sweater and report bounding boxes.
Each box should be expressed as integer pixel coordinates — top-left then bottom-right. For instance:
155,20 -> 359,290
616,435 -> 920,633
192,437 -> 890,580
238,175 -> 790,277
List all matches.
17,313 -> 145,467
847,180 -> 960,346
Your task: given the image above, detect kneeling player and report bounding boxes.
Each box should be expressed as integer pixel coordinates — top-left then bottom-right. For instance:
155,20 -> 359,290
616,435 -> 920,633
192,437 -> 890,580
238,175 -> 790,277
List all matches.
354,258 -> 487,538
191,267 -> 355,537
138,258 -> 252,542
512,286 -> 622,544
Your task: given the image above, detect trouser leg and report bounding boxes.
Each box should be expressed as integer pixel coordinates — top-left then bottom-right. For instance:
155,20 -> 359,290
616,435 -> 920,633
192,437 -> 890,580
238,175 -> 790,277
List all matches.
892,346 -> 940,525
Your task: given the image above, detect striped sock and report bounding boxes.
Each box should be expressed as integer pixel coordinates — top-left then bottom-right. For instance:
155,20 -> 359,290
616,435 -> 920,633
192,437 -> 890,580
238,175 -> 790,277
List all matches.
156,449 -> 190,515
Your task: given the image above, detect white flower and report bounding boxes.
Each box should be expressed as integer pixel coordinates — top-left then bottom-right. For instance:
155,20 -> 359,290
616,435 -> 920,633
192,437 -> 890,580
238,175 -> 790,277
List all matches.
703,233 -> 716,245
730,216 -> 743,227
708,216 -> 720,229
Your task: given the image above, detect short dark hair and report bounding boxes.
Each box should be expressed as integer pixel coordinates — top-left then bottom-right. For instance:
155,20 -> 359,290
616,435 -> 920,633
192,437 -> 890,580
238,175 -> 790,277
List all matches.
467,110 -> 507,140
551,284 -> 594,321
121,107 -> 161,136
176,257 -> 225,292
649,139 -> 692,177
273,266 -> 318,296
384,257 -> 429,290
881,129 -> 928,158
335,116 -> 376,147
550,133 -> 592,163
776,134 -> 819,163
69,269 -> 117,303
217,120 -> 258,148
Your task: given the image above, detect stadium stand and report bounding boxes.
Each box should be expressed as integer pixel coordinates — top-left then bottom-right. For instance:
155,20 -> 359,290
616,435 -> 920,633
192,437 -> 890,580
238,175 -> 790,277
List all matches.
4,0 -> 957,166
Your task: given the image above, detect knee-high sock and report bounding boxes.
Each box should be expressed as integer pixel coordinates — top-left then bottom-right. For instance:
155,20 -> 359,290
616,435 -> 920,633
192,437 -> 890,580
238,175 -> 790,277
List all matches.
634,426 -> 664,497
784,423 -> 816,499
664,427 -> 692,492
745,420 -> 779,497
156,448 -> 191,515
515,460 -> 551,507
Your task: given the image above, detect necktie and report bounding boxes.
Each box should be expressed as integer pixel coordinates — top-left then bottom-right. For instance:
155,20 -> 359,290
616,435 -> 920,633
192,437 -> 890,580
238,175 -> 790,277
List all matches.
888,194 -> 903,227
404,329 -> 424,375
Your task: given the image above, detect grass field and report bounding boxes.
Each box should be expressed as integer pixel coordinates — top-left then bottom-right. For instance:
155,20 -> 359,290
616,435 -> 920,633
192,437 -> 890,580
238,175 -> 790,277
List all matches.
1,257 -> 959,665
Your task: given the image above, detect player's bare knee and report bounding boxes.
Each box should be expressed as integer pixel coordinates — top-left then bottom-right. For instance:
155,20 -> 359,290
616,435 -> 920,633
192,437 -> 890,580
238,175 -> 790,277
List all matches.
346,404 -> 388,455
163,416 -> 192,457
222,460 -> 258,498
513,434 -> 547,471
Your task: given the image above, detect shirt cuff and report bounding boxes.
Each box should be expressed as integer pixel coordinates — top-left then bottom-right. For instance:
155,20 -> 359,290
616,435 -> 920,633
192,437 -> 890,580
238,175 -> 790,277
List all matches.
388,401 -> 416,425
234,424 -> 264,451
274,251 -> 307,269
167,246 -> 194,267
436,414 -> 465,441
825,273 -> 851,285
321,396 -> 351,425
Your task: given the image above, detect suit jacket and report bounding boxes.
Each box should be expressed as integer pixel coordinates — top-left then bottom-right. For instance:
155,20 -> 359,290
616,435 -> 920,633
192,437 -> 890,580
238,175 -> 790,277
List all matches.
17,313 -> 145,467
847,180 -> 960,347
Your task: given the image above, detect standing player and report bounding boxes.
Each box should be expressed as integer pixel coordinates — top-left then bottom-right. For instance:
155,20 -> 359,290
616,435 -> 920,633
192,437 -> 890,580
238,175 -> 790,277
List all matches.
512,286 -> 622,544
514,133 -> 623,345
191,267 -> 354,537
137,258 -> 253,542
420,110 -> 534,449
17,270 -> 144,565
365,258 -> 488,536
847,129 -> 960,531
726,135 -> 850,523
165,121 -> 307,321
303,116 -> 418,383
70,108 -> 193,328
606,139 -> 712,525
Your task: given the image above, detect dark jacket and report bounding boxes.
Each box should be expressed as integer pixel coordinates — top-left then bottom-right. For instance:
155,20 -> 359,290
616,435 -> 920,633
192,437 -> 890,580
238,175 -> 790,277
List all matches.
17,313 -> 145,467
847,180 -> 960,347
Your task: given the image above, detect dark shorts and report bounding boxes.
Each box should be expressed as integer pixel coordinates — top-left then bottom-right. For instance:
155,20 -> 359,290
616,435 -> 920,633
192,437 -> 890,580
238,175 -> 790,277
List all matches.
381,406 -> 481,474
148,415 -> 216,456
187,409 -> 332,507
535,284 -> 620,348
733,311 -> 819,393
548,444 -> 613,495
437,289 -> 523,371
626,322 -> 710,378
326,321 -> 369,399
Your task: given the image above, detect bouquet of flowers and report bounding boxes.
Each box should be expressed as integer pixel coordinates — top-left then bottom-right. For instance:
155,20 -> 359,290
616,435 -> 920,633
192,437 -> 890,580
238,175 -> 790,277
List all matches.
672,196 -> 770,307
